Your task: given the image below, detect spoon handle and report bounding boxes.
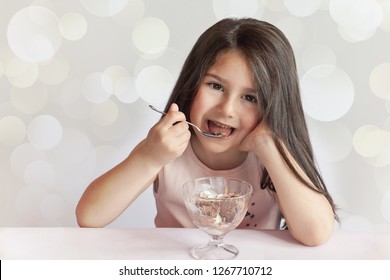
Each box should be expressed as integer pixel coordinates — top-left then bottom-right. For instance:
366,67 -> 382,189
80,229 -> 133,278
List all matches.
148,105 -> 167,116
149,105 -> 193,125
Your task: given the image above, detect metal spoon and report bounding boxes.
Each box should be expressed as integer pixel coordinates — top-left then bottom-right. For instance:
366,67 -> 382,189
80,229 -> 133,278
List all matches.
148,105 -> 225,138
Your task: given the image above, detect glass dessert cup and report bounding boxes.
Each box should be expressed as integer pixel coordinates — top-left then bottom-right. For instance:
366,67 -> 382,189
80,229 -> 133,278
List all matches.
183,177 -> 253,260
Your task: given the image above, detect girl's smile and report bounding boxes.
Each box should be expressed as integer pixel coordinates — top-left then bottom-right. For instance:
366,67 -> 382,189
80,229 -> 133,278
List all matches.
207,120 -> 235,138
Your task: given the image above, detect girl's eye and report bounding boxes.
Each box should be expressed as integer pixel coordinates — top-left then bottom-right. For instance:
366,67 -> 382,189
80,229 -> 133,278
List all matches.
243,95 -> 257,103
207,82 -> 224,92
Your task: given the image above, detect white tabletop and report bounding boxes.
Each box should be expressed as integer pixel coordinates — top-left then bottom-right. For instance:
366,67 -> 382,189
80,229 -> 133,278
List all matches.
1,227 -> 389,259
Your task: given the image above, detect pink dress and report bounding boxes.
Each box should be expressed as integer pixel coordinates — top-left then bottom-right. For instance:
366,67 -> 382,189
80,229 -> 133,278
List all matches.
153,143 -> 282,230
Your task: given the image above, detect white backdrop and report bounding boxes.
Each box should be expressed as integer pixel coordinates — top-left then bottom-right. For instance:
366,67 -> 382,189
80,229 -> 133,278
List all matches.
0,0 -> 389,231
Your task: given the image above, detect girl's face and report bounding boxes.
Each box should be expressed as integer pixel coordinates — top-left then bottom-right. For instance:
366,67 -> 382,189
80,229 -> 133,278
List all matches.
189,49 -> 261,164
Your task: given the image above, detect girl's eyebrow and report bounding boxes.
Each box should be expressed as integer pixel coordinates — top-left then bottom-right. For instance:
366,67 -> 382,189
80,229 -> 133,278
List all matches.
205,73 -> 227,83
204,73 -> 256,93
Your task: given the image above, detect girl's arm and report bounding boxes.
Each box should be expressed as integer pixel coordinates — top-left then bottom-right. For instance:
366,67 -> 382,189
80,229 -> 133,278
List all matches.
240,123 -> 334,246
76,104 -> 191,227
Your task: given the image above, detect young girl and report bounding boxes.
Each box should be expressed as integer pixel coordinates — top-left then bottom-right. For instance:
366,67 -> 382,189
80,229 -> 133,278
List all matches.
76,18 -> 337,246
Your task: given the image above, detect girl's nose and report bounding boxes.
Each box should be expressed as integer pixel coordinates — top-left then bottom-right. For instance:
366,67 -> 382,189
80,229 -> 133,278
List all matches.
217,97 -> 235,117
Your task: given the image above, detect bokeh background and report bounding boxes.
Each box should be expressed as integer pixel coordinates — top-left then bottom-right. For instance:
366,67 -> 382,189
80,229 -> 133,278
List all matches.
0,0 -> 389,231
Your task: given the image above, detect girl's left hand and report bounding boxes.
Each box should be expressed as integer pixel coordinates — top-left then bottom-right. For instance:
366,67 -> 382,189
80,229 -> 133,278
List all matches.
239,120 -> 274,153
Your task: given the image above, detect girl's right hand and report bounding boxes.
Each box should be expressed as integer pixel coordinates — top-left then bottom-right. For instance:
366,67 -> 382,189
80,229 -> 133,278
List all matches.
76,103 -> 189,228
142,103 -> 191,167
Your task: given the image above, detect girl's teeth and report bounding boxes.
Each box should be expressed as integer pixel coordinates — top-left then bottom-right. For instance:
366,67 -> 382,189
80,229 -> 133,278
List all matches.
208,121 -> 234,137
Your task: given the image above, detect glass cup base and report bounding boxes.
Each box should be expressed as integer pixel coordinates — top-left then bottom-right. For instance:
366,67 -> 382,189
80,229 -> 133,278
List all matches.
190,243 -> 239,260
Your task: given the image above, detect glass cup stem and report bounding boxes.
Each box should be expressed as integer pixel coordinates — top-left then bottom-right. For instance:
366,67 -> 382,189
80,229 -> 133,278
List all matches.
190,234 -> 239,259
208,235 -> 238,255
208,235 -> 224,246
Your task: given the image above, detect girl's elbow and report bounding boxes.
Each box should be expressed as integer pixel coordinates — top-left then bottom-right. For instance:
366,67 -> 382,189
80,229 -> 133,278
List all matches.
291,219 -> 334,246
76,214 -> 104,228
75,204 -> 100,228
300,230 -> 332,246
75,208 -> 89,228
76,214 -> 93,228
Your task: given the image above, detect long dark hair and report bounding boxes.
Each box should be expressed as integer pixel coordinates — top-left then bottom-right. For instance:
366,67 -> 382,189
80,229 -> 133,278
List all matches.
164,18 -> 338,220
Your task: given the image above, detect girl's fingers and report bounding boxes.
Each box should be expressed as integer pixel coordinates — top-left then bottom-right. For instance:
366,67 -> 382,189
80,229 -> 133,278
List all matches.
158,103 -> 188,131
168,103 -> 179,112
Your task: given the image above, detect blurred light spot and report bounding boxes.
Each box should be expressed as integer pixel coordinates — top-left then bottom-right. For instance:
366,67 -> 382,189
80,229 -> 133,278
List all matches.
329,0 -> 383,42
353,125 -> 381,157
309,121 -> 352,162
353,126 -> 390,161
10,82 -> 48,114
38,52 -> 69,85
381,191 -> 390,223
91,99 -> 119,126
365,130 -> 390,158
132,17 -> 169,56
115,76 -> 139,103
385,116 -> 390,131
380,1 -> 390,32
301,65 -> 354,121
133,49 -> 185,105
94,145 -> 126,175
302,44 -> 337,72
90,108 -> 132,141
40,194 -> 66,221
0,116 -> 26,147
60,78 -> 91,120
27,115 -> 63,150
261,0 -> 285,11
0,60 -> 4,79
102,65 -> 139,104
103,65 -> 132,101
136,65 -> 174,105
112,0 -> 145,27
7,6 -> 62,62
15,186 -> 46,223
82,72 -> 113,103
59,13 -> 88,41
353,125 -> 390,167
373,145 -> 390,167
375,164 -> 390,194
10,143 -> 46,177
52,149 -> 97,191
6,58 -> 39,88
340,214 -> 374,232
213,0 -> 258,19
24,160 -> 55,189
81,0 -> 128,17
338,24 -> 377,42
369,63 -> 390,100
283,0 -> 321,17
104,65 -> 129,84
0,46 -> 16,72
134,48 -> 185,83
16,186 -> 44,221
50,128 -> 92,165
30,0 -> 57,10
320,0 -> 331,10
275,17 -> 303,49
387,100 -> 390,114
